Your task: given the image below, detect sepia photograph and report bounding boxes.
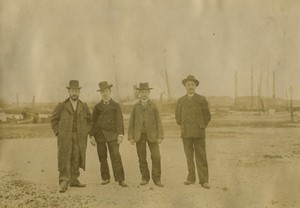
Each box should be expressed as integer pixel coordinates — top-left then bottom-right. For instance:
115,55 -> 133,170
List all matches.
0,0 -> 300,207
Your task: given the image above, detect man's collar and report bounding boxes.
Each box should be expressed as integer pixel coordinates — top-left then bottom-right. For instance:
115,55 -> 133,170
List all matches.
140,98 -> 149,103
187,93 -> 195,97
70,98 -> 78,103
102,98 -> 111,104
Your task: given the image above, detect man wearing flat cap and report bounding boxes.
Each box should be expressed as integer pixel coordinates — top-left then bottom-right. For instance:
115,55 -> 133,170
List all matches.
128,83 -> 164,187
51,80 -> 92,193
89,81 -> 128,187
175,75 -> 211,189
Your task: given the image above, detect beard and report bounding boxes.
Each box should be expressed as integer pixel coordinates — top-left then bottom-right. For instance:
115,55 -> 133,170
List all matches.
70,95 -> 78,101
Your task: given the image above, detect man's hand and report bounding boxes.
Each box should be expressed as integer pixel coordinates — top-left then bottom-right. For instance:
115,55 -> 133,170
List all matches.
89,136 -> 96,146
117,135 -> 124,144
157,139 -> 163,144
129,139 -> 135,145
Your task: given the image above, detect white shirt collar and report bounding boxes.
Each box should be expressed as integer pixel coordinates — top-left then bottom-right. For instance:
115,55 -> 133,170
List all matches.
187,93 -> 195,97
141,99 -> 149,103
102,98 -> 111,104
70,98 -> 78,110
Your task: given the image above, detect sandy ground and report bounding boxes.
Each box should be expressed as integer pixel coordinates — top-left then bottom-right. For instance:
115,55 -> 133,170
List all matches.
0,114 -> 300,208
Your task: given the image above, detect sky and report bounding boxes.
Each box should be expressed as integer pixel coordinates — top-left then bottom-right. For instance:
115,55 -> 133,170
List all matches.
1,0 -> 300,103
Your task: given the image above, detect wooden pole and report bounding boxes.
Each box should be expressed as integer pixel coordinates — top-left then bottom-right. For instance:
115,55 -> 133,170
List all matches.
113,55 -> 121,101
235,71 -> 237,110
272,71 -> 276,99
290,86 -> 294,122
251,66 -> 254,109
163,49 -> 171,100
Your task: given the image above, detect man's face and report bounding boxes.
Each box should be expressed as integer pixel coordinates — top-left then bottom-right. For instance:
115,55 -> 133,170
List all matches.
139,90 -> 150,100
185,81 -> 197,94
100,88 -> 111,100
68,89 -> 80,101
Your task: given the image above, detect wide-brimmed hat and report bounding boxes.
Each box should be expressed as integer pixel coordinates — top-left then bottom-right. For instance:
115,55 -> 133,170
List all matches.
182,75 -> 199,86
66,80 -> 81,89
97,81 -> 113,91
136,82 -> 153,90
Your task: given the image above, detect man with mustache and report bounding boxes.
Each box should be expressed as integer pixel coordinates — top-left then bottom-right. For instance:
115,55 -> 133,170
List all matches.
51,80 -> 92,193
175,75 -> 211,189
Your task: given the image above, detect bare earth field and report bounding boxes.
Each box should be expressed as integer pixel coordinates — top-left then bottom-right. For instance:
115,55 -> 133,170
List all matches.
0,113 -> 300,208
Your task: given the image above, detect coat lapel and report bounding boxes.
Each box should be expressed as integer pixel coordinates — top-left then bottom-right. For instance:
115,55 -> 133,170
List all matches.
64,99 -> 74,114
77,100 -> 83,115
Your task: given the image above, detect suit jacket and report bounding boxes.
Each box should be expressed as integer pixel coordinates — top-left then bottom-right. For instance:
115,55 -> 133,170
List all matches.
128,99 -> 164,142
175,93 -> 211,138
90,99 -> 124,142
51,98 -> 92,171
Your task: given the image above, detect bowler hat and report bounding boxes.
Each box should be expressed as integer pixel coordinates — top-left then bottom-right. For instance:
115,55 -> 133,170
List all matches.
66,80 -> 81,89
136,82 -> 153,90
182,75 -> 199,86
97,81 -> 113,91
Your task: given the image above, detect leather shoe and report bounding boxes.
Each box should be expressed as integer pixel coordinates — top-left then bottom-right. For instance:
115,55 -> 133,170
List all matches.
201,183 -> 210,189
154,181 -> 164,187
101,180 -> 110,185
184,181 -> 195,185
119,181 -> 128,187
140,180 -> 149,185
59,186 -> 67,193
70,183 -> 86,188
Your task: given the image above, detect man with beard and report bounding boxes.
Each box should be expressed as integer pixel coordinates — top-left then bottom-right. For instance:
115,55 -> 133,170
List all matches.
51,80 -> 92,193
175,75 -> 211,189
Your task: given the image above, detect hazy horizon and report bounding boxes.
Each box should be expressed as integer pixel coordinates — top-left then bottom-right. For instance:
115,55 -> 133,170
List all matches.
1,0 -> 300,103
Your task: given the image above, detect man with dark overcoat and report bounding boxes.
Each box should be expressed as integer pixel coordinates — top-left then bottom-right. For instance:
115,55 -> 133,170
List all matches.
128,83 -> 164,187
51,80 -> 92,193
89,81 -> 128,187
175,75 -> 211,189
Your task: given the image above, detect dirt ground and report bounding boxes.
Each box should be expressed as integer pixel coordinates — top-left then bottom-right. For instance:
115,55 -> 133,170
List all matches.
0,113 -> 300,208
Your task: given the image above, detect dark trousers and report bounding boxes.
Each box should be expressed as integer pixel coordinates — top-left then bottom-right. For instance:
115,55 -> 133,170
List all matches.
96,139 -> 125,182
136,133 -> 161,183
59,132 -> 81,188
182,138 -> 208,184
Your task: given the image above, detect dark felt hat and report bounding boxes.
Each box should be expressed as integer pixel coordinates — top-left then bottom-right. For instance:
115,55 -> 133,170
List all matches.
97,81 -> 113,91
136,82 -> 153,90
66,80 -> 81,89
182,75 -> 199,86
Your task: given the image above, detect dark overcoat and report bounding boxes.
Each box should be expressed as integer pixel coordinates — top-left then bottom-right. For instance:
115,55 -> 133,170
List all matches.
175,93 -> 211,138
128,100 -> 164,142
90,99 -> 124,142
51,98 -> 92,171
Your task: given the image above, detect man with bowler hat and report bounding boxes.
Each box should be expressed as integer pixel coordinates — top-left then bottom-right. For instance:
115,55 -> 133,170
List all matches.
89,81 -> 128,187
51,80 -> 92,193
175,75 -> 211,189
128,83 -> 164,187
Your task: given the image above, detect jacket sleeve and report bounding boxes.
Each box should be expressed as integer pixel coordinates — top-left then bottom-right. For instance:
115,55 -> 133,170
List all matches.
175,99 -> 182,125
202,98 -> 211,126
51,103 -> 63,136
84,103 -> 93,134
128,106 -> 135,140
90,105 -> 99,137
154,104 -> 164,139
116,104 -> 125,135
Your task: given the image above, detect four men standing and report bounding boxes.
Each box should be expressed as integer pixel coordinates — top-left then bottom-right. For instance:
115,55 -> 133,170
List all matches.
51,75 -> 211,192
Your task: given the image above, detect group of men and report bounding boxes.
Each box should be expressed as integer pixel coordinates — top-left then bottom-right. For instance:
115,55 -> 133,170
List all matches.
51,75 -> 211,193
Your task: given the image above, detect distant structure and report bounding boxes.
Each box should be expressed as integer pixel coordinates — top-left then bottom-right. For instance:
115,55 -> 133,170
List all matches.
272,71 -> 276,99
